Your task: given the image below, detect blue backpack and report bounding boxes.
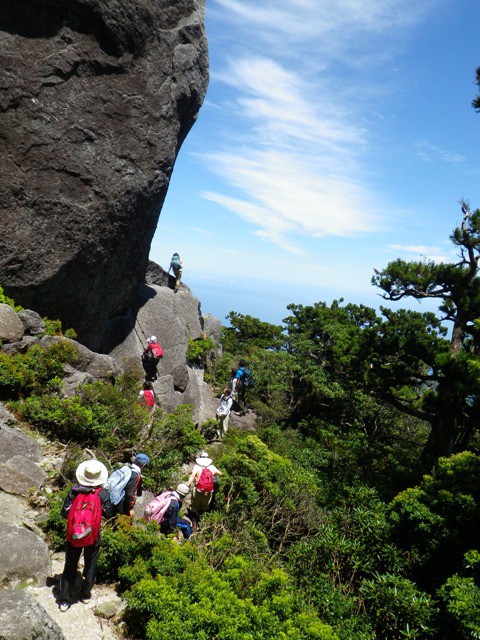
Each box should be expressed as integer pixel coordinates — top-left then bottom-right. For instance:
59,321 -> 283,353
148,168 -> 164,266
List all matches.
243,368 -> 254,389
105,466 -> 132,506
171,254 -> 181,268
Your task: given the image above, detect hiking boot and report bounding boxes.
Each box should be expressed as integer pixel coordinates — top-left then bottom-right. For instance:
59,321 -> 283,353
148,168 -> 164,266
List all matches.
59,601 -> 70,612
79,593 -> 91,604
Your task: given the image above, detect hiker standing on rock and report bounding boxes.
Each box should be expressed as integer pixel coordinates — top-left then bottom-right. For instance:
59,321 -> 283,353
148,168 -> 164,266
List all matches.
142,336 -> 163,382
168,252 -> 183,293
107,453 -> 150,517
59,460 -> 112,612
187,451 -> 222,529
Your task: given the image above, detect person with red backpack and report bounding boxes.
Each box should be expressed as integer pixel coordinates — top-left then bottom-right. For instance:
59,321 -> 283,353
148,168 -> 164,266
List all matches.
139,381 -> 155,410
58,460 -> 112,612
187,451 -> 222,528
142,336 -> 163,382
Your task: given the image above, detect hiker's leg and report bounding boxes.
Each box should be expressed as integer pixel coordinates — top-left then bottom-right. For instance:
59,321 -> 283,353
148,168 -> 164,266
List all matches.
81,537 -> 101,598
176,516 -> 192,539
60,544 -> 82,603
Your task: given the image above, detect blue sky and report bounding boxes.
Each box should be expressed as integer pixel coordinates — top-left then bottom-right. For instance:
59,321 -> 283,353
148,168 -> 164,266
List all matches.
150,0 -> 480,326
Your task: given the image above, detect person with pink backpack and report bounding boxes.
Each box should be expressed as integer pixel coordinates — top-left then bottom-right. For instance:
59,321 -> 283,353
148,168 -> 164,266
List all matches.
144,483 -> 192,538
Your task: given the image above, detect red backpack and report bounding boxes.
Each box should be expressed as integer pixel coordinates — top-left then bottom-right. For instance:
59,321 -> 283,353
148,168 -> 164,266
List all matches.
142,390 -> 154,407
196,468 -> 214,493
151,344 -> 163,359
67,488 -> 102,547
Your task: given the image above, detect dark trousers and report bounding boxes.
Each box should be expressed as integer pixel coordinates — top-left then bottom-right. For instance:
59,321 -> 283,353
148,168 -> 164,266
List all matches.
60,538 -> 101,602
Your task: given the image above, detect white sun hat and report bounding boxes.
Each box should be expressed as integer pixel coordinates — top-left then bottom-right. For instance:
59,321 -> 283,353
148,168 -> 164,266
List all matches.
76,460 -> 108,487
196,451 -> 212,466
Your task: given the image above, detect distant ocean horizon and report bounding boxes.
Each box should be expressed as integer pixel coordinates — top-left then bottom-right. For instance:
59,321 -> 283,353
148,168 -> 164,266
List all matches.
186,275 -> 443,330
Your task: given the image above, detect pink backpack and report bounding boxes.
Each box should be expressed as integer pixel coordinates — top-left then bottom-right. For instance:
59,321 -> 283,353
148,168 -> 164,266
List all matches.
67,488 -> 102,547
144,491 -> 176,524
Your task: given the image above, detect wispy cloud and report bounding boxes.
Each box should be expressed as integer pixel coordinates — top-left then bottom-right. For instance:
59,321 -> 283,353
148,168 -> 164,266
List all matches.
200,0 -> 437,254
415,141 -> 466,164
212,0 -> 430,62
387,244 -> 452,263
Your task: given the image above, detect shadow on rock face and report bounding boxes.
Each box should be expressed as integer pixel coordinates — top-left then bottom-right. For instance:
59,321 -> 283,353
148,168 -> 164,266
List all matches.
0,0 -> 209,351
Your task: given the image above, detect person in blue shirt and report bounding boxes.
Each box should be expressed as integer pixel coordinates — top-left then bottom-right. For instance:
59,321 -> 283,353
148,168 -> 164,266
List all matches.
234,360 -> 247,412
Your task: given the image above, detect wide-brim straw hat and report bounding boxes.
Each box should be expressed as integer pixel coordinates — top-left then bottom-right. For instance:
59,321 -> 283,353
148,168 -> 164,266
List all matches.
76,460 -> 108,487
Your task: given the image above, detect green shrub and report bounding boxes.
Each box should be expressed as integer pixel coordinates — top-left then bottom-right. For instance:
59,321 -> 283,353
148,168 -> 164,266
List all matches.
141,405 -> 205,490
117,531 -> 337,640
437,575 -> 480,638
0,340 -> 77,398
18,395 -> 95,441
359,573 -> 435,638
389,452 -> 480,588
38,488 -> 69,550
187,335 -> 215,364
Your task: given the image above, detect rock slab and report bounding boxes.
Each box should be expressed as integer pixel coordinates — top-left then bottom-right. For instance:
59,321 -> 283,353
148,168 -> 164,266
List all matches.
0,523 -> 51,585
0,589 -> 65,640
0,0 -> 209,351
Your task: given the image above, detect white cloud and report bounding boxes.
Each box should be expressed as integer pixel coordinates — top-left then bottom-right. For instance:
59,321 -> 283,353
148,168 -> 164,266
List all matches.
212,0 -> 429,58
388,244 -> 442,254
386,244 -> 452,263
415,142 -> 466,164
199,1 -> 439,255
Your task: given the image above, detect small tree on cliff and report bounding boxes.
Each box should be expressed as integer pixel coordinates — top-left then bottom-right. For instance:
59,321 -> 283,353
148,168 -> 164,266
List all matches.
372,203 -> 480,465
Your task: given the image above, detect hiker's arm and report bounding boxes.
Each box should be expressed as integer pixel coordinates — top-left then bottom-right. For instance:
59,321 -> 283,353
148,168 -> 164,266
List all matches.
187,469 -> 196,486
61,488 -> 75,517
123,474 -> 138,514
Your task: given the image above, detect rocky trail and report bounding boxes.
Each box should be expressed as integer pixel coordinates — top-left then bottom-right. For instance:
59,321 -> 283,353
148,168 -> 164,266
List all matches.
0,394 -> 258,640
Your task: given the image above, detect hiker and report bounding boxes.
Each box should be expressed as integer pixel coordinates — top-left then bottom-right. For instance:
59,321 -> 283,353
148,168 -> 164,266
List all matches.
187,451 -> 222,528
107,453 -> 150,517
233,360 -> 253,413
167,252 -> 182,293
58,460 -> 112,612
227,367 -> 238,394
139,381 -> 155,410
216,388 -> 233,439
145,483 -> 192,539
142,336 -> 163,382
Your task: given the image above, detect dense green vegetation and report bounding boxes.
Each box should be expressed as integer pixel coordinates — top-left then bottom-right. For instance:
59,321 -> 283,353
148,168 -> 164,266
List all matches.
1,202 -> 480,638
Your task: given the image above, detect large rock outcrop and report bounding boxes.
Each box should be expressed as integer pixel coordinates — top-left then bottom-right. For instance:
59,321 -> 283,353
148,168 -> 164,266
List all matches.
108,283 -> 218,424
0,0 -> 209,351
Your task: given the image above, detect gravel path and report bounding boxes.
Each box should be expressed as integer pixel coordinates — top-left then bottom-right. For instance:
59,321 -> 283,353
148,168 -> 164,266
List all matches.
26,553 -> 124,640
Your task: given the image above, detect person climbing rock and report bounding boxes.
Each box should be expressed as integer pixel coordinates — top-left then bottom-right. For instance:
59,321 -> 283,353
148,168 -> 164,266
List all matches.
187,451 -> 222,529
58,460 -> 112,612
145,483 -> 192,539
168,252 -> 183,293
216,388 -> 233,439
139,381 -> 155,410
142,336 -> 163,382
107,453 -> 150,517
